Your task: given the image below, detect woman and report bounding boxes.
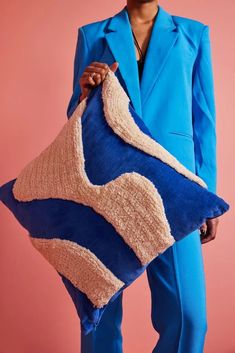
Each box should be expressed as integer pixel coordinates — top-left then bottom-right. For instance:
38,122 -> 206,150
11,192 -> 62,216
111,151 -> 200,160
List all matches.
67,1 -> 218,352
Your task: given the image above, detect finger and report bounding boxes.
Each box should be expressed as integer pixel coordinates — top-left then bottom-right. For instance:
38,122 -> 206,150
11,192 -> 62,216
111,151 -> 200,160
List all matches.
199,222 -> 207,239
79,92 -> 87,102
207,217 -> 220,229
90,62 -> 109,70
199,222 -> 207,233
84,66 -> 107,80
200,233 -> 215,244
81,73 -> 96,86
92,73 -> 102,85
109,61 -> 119,72
81,83 -> 92,95
206,219 -> 217,238
200,220 -> 217,244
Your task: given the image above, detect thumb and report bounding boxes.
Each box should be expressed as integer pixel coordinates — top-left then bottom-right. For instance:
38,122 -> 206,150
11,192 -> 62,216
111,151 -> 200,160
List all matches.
79,87 -> 90,102
199,222 -> 207,234
109,61 -> 119,73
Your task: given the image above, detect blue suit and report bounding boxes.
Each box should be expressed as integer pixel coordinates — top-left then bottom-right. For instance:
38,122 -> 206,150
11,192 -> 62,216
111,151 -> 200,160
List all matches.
67,4 -> 216,353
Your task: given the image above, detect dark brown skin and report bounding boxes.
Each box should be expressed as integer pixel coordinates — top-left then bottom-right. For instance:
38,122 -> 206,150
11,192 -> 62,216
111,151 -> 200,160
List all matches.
79,0 -> 159,101
199,217 -> 219,244
79,61 -> 119,102
78,0 -> 219,244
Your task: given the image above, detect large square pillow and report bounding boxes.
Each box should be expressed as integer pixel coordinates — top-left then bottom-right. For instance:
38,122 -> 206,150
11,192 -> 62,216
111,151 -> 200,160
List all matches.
0,69 -> 229,335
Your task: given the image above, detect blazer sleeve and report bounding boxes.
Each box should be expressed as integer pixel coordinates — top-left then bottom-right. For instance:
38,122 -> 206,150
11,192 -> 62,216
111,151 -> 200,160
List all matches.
66,26 -> 90,119
192,25 -> 217,193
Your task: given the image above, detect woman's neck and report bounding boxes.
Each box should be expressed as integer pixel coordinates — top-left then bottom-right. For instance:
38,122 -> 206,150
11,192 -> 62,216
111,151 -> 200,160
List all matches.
126,0 -> 159,24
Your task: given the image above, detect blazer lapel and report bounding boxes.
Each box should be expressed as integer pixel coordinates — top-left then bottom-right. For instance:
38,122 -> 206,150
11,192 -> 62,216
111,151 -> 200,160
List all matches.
140,6 -> 179,107
104,5 -> 179,115
104,6 -> 142,117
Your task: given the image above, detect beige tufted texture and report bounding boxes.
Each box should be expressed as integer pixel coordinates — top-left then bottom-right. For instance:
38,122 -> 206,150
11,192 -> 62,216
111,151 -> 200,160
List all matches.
29,236 -> 125,308
12,69 -> 211,306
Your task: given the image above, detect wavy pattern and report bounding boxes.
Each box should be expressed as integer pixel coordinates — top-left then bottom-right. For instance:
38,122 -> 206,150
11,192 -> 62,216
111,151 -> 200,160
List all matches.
12,78 -> 174,266
30,236 -> 124,308
6,69 -> 227,312
102,69 -> 207,188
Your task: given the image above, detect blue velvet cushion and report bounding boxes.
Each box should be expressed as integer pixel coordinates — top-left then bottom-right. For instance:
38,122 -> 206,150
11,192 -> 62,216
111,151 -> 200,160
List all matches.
0,70 -> 229,335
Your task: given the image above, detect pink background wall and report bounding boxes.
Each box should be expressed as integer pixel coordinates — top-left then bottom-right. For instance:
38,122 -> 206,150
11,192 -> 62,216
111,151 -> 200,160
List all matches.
0,1 -> 234,352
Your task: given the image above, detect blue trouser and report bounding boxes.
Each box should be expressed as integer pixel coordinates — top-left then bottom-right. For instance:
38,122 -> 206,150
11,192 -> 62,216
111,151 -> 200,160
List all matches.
80,230 -> 207,353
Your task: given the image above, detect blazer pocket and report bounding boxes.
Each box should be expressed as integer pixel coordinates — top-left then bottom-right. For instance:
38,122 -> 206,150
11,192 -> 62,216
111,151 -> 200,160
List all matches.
168,131 -> 193,140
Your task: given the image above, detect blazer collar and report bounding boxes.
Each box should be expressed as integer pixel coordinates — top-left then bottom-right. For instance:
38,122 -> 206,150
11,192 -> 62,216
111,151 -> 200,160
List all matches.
104,5 -> 179,117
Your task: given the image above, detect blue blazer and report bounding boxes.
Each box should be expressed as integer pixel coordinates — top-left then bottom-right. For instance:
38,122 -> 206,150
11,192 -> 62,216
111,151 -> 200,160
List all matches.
67,4 -> 217,193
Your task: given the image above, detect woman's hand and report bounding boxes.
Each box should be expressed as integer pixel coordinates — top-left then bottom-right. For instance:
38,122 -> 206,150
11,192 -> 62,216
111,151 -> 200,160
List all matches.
199,217 -> 219,244
79,61 -> 119,102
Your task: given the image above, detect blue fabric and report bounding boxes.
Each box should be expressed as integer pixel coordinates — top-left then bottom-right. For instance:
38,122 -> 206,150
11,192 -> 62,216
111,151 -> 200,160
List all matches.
81,233 -> 208,353
64,4 -> 226,351
0,78 -> 229,335
67,5 -> 217,194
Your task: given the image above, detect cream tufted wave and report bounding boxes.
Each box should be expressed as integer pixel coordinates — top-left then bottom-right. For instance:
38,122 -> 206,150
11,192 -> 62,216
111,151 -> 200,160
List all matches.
12,69 -> 208,308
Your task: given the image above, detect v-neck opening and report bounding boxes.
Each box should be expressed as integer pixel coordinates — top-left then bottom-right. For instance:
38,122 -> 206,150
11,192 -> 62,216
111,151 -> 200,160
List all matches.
125,5 -> 160,62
